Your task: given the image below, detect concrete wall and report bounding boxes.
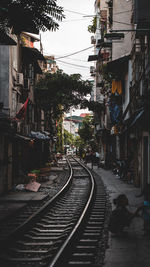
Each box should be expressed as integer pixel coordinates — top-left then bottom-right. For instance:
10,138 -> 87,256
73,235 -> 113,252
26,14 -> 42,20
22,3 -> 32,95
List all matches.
63,120 -> 77,136
0,135 -> 6,194
0,46 -> 9,111
123,60 -> 132,120
0,44 -> 18,117
112,0 -> 132,60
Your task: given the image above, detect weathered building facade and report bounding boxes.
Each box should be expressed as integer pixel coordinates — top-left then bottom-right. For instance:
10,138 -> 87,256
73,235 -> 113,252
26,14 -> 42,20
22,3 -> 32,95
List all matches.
89,0 -> 150,190
0,30 -> 54,194
0,34 -> 18,194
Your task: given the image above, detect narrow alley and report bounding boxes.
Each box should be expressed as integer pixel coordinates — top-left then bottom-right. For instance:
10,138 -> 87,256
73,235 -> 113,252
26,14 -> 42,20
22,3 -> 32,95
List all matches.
1,0 -> 150,266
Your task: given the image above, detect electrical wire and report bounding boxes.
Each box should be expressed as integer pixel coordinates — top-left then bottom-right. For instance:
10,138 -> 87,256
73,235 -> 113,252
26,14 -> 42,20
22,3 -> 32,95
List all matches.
57,59 -> 90,69
64,8 -> 131,18
64,9 -> 89,16
63,57 -> 88,63
55,46 -> 94,60
61,18 -> 91,23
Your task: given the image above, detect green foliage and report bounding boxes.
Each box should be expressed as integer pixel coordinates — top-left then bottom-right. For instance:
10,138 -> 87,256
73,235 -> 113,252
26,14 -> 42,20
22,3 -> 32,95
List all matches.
78,116 -> 94,144
81,99 -> 104,115
56,117 -> 64,153
0,0 -> 65,34
88,17 -> 97,33
74,135 -> 84,149
78,115 -> 97,151
64,129 -> 75,146
35,70 -> 92,120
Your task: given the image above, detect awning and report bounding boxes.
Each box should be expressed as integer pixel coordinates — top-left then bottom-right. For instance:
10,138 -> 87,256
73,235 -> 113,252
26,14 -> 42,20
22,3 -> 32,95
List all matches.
104,33 -> 124,39
29,131 -> 50,140
22,32 -> 40,41
121,109 -> 144,134
22,47 -> 46,62
34,61 -> 43,74
42,131 -> 50,136
107,54 -> 130,73
0,30 -> 17,45
130,109 -> 144,127
96,42 -> 112,48
88,55 -> 98,62
15,134 -> 32,141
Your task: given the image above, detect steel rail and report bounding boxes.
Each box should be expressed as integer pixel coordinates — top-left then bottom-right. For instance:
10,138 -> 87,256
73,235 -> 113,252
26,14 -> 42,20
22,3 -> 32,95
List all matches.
0,157 -> 73,247
48,156 -> 95,267
0,156 -> 95,267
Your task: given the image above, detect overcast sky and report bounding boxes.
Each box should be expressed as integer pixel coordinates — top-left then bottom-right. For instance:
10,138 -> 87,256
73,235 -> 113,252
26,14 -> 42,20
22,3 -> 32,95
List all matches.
39,0 -> 95,81
36,0 -> 95,116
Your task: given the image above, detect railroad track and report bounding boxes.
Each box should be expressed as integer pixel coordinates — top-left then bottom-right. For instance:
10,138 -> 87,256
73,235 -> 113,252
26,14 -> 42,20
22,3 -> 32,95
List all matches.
0,158 -> 69,242
0,156 -> 109,267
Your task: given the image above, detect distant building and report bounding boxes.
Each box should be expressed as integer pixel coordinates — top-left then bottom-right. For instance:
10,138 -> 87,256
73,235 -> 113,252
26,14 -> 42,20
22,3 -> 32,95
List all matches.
42,55 -> 59,73
80,113 -> 91,118
63,114 -> 90,136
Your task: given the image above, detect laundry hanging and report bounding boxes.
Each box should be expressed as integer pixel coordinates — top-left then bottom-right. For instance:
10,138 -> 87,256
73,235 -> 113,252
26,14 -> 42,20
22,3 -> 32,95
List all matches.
111,80 -> 122,95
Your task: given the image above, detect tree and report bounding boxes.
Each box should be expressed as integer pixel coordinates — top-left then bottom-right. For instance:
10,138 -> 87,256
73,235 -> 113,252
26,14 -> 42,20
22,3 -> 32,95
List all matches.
0,0 -> 65,34
74,135 -> 84,152
88,17 -> 97,33
78,116 -> 94,144
78,115 -> 98,151
35,71 -> 92,152
81,99 -> 104,116
35,70 -> 92,121
64,129 -> 75,147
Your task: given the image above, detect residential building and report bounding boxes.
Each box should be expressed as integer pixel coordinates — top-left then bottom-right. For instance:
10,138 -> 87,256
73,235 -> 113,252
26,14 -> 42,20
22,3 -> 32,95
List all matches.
0,33 -> 18,193
89,0 -> 150,190
43,55 -> 59,74
64,115 -> 85,136
0,30 -> 48,194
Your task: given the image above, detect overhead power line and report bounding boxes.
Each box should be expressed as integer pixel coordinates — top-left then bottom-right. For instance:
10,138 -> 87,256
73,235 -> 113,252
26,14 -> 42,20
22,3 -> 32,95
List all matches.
57,59 -> 90,69
64,57 -> 88,63
64,9 -> 88,16
62,18 -> 91,23
55,46 -> 93,60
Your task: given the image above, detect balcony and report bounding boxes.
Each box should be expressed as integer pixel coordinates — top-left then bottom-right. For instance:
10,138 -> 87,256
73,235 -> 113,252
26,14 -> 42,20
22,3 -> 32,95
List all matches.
90,66 -> 96,77
88,55 -> 98,62
91,36 -> 96,44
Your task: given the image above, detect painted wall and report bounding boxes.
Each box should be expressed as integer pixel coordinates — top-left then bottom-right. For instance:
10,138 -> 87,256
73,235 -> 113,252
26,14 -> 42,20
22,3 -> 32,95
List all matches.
63,120 -> 77,136
0,45 -> 18,117
0,46 -> 9,112
112,0 -> 132,60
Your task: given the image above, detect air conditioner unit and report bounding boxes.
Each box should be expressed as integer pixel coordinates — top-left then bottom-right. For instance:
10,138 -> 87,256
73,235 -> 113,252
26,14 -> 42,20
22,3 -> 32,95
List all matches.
91,36 -> 96,44
90,66 -> 95,73
16,73 -> 24,86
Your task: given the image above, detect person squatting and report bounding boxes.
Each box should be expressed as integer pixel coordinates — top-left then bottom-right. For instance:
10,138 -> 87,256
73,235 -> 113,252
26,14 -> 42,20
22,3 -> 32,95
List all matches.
108,194 -> 140,236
